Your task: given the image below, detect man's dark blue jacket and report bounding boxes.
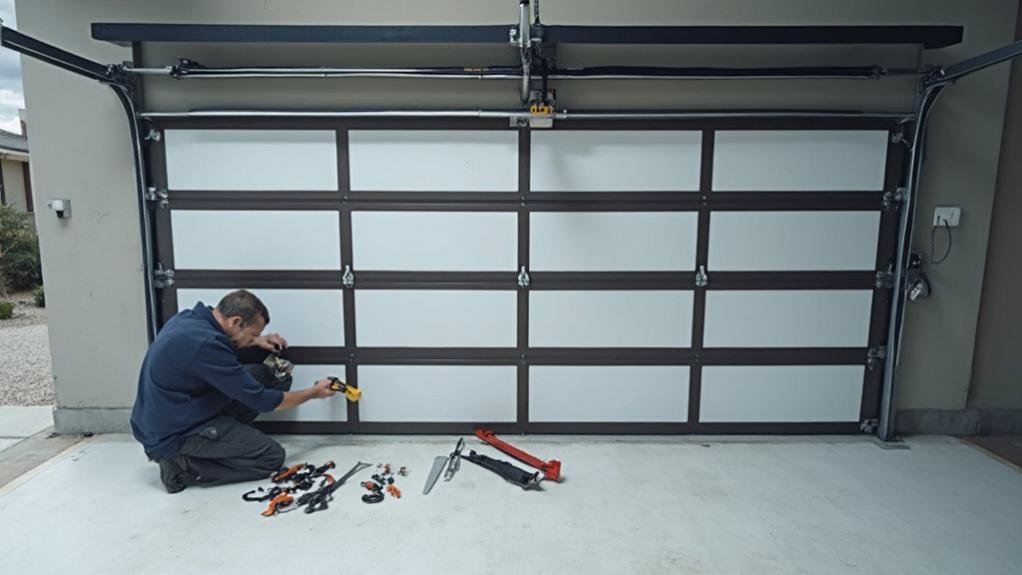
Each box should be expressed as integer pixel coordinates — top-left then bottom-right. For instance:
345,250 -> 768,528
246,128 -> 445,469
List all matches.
131,303 -> 283,459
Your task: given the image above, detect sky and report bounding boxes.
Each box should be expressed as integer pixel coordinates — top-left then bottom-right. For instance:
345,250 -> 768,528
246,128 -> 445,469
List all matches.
0,0 -> 24,135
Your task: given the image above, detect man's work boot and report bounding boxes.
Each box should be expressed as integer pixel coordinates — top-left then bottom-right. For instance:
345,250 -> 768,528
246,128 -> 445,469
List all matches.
158,457 -> 188,494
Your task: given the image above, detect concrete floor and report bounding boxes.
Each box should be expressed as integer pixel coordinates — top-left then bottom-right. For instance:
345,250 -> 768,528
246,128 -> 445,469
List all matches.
0,434 -> 1020,575
0,405 -> 54,449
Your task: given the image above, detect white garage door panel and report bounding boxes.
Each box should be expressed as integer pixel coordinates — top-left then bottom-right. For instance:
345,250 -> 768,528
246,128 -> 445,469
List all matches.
352,212 -> 517,271
358,365 -> 517,421
531,130 -> 702,191
530,212 -> 698,271
530,291 -> 693,347
171,211 -> 341,270
530,366 -> 689,422
704,290 -> 872,348
259,365 -> 348,422
348,131 -> 518,191
165,130 -> 338,191
709,211 -> 881,271
356,291 -> 517,347
700,365 -> 864,422
176,289 -> 345,347
713,130 -> 888,191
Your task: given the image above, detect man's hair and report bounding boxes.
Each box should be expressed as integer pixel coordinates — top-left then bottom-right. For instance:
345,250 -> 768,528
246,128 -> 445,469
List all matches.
216,289 -> 269,326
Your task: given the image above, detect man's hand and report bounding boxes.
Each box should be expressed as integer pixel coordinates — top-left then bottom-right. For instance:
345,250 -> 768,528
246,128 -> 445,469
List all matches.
255,333 -> 288,353
311,378 -> 337,399
275,379 -> 337,411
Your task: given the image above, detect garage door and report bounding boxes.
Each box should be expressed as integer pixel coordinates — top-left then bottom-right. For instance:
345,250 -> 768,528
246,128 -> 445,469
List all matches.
150,117 -> 901,434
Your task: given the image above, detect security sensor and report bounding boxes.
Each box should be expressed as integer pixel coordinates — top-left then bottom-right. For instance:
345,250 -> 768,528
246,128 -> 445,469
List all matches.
48,198 -> 71,219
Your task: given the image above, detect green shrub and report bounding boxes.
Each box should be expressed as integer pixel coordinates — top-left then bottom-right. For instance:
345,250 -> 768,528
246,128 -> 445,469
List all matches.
0,205 -> 41,291
32,285 -> 44,308
0,300 -> 13,320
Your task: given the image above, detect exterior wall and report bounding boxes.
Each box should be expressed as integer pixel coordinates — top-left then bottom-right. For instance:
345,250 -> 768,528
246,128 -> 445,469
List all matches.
969,2 -> 1022,411
14,0 -> 1020,431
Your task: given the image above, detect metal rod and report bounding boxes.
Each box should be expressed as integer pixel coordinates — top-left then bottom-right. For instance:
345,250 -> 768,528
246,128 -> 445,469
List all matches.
123,64 -> 918,81
139,109 -> 912,121
110,85 -> 160,342
519,1 -> 532,101
519,0 -> 531,49
1,25 -> 125,85
930,39 -> 1022,86
877,84 -> 946,441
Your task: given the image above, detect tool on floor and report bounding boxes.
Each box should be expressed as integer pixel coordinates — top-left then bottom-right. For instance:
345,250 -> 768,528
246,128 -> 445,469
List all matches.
461,450 -> 541,490
293,475 -> 336,508
444,438 -> 465,482
422,455 -> 448,495
386,484 -> 402,499
261,492 -> 296,517
327,376 -> 362,402
304,461 -> 371,514
243,485 -> 287,502
362,491 -> 385,504
313,461 -> 336,476
271,463 -> 307,483
474,428 -> 562,482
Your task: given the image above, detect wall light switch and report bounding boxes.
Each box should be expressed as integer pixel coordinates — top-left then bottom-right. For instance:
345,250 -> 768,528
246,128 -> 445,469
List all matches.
933,206 -> 961,227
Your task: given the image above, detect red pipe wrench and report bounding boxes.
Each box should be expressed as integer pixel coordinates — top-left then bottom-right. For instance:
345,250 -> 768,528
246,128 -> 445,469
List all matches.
474,428 -> 562,482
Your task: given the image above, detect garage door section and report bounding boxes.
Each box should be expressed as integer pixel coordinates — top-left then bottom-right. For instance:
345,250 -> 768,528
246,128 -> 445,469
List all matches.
151,119 -> 900,434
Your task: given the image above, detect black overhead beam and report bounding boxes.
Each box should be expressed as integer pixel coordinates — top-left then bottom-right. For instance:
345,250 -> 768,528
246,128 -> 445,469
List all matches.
542,25 -> 963,49
91,24 -> 512,46
92,23 -> 963,49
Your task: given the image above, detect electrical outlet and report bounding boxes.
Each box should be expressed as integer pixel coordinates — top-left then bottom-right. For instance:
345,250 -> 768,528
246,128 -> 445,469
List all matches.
933,206 -> 961,227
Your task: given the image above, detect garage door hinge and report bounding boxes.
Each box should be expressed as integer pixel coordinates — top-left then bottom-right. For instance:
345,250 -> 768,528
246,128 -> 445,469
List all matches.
882,188 -> 906,211
145,187 -> 169,209
153,264 -> 175,289
695,265 -> 709,288
517,266 -> 531,289
860,418 -> 879,434
867,346 -> 887,370
875,266 -> 895,289
342,265 -> 355,289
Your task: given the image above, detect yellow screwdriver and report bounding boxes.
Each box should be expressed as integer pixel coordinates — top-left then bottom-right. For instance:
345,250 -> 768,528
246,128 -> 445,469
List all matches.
327,376 -> 362,402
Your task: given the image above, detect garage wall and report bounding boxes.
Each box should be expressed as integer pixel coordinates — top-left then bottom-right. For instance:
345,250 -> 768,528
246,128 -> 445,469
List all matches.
970,4 -> 1022,411
15,0 -> 1019,431
1,158 -> 27,212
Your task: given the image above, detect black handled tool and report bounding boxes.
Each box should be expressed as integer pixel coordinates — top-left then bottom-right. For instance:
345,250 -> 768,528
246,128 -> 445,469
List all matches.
461,450 -> 540,490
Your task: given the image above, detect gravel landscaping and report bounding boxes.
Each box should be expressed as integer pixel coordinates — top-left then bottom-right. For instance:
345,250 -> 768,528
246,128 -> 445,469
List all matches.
0,292 -> 54,406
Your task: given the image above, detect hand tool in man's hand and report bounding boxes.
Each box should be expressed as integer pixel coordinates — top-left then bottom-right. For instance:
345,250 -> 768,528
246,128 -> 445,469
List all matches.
327,376 -> 362,402
474,428 -> 562,482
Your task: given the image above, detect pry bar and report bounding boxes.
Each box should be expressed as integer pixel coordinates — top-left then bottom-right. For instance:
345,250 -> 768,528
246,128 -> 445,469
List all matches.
474,428 -> 562,482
